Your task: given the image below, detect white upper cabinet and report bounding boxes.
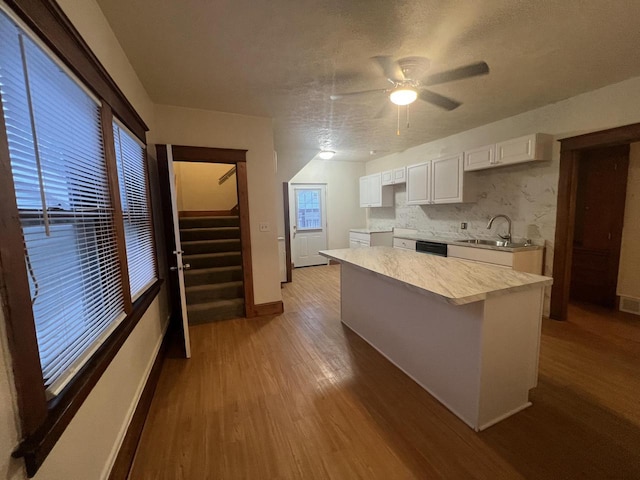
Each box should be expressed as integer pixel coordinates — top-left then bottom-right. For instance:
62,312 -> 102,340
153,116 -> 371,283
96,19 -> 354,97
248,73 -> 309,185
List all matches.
381,167 -> 407,186
359,173 -> 393,207
495,133 -> 551,166
432,154 -> 464,204
464,144 -> 495,171
393,167 -> 406,184
464,133 -> 552,171
407,155 -> 469,205
406,162 -> 431,205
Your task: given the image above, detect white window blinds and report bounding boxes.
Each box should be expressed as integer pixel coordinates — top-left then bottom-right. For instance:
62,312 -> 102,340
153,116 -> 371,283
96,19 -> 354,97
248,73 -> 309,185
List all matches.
0,11 -> 125,397
113,121 -> 157,300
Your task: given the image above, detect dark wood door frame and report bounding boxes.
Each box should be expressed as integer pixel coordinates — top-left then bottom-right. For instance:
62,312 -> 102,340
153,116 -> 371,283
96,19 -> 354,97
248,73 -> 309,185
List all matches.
550,122 -> 640,320
156,144 -> 275,318
282,182 -> 292,283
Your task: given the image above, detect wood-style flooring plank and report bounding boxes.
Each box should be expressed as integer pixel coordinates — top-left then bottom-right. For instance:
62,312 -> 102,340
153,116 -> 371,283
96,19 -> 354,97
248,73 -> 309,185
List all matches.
129,265 -> 640,479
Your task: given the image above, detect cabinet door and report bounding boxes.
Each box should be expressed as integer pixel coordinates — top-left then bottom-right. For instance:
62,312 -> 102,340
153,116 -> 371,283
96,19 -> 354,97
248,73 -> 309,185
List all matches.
464,145 -> 494,171
406,162 -> 431,205
349,239 -> 361,248
381,170 -> 394,186
393,167 -> 406,184
369,173 -> 382,206
359,175 -> 370,207
432,154 -> 463,204
495,134 -> 536,166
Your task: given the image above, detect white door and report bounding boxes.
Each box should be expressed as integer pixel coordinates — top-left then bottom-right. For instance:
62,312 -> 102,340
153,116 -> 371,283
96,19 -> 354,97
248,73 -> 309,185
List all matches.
369,173 -> 382,206
166,145 -> 192,358
290,183 -> 328,267
359,176 -> 369,207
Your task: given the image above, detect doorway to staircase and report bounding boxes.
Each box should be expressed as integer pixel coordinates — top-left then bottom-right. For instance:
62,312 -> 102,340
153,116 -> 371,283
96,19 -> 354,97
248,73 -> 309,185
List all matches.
157,145 -> 255,344
177,165 -> 244,323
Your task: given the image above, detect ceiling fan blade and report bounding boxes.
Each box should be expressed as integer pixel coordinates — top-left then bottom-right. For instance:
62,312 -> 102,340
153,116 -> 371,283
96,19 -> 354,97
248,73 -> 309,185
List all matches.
330,88 -> 388,100
422,61 -> 489,86
418,89 -> 462,111
371,56 -> 405,82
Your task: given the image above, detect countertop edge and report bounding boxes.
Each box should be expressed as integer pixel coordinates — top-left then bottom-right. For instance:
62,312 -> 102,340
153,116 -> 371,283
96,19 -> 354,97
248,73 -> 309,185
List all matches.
392,234 -> 545,252
320,250 -> 553,305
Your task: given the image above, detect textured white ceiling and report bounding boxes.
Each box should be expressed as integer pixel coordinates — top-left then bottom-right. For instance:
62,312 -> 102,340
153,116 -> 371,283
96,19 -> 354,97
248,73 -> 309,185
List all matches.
97,0 -> 640,167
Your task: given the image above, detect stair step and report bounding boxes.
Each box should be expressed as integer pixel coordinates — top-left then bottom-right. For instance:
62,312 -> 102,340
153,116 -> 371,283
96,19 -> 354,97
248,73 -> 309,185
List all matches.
187,298 -> 245,324
179,216 -> 239,229
184,251 -> 242,269
182,239 -> 241,255
186,281 -> 244,304
180,227 -> 240,241
184,266 -> 243,287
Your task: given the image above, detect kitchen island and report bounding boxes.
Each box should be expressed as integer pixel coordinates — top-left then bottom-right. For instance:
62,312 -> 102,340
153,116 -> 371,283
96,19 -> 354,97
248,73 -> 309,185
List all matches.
319,246 -> 553,431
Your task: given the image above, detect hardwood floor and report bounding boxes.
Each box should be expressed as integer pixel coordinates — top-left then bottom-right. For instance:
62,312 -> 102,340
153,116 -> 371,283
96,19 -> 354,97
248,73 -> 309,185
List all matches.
129,265 -> 640,479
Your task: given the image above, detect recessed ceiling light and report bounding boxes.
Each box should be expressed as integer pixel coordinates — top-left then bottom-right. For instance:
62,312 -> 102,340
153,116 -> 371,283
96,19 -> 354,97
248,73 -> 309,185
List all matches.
318,150 -> 335,160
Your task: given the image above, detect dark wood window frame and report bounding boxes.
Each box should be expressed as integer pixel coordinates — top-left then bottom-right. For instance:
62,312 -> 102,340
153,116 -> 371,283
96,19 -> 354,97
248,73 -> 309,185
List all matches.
0,0 -> 161,476
550,122 -> 640,320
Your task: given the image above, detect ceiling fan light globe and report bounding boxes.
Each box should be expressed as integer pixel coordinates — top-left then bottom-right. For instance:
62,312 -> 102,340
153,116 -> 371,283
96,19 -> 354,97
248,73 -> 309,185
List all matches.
389,88 -> 418,106
318,150 -> 335,160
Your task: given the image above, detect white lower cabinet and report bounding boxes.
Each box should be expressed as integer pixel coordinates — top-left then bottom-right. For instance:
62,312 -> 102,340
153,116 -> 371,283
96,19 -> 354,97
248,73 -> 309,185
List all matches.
448,245 -> 544,275
393,238 -> 416,251
407,154 -> 468,205
349,231 -> 393,248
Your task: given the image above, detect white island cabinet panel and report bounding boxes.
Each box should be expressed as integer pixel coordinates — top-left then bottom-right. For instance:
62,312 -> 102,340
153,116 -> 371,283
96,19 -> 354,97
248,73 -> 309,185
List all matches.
320,247 -> 552,431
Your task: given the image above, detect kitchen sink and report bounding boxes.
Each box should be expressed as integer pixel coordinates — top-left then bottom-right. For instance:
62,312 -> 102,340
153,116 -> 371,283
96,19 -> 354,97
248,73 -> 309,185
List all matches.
458,239 -> 529,248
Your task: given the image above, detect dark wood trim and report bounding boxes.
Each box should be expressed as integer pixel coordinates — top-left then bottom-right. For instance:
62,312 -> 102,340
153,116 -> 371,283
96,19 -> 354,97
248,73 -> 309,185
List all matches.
101,104 -> 133,313
179,210 -> 235,217
250,301 -> 284,317
171,145 -> 247,164
559,123 -> 640,151
13,280 -> 163,477
282,182 -> 293,283
551,121 -> 640,320
236,161 -> 256,317
4,0 -> 148,142
108,322 -> 171,480
0,90 -> 48,436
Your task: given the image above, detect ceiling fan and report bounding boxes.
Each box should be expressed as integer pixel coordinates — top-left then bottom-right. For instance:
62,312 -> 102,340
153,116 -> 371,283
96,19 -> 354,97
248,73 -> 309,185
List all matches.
330,56 -> 490,113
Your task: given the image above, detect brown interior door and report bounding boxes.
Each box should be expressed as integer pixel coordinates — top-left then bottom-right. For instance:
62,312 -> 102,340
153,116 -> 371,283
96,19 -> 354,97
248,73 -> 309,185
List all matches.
570,145 -> 629,307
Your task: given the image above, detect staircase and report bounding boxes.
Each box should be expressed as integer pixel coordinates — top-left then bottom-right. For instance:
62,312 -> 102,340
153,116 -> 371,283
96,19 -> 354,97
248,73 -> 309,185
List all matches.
179,216 -> 245,324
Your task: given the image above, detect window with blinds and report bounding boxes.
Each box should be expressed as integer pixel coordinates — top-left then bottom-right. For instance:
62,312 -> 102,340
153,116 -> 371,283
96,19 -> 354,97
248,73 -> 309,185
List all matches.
113,121 -> 157,300
0,11 -> 125,397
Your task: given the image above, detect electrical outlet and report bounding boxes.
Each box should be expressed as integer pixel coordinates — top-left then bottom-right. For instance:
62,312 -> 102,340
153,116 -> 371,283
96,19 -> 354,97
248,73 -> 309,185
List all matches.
460,222 -> 468,230
259,222 -> 270,232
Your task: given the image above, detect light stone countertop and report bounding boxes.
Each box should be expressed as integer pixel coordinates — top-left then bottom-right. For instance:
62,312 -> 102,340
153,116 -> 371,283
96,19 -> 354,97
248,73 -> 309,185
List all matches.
350,228 -> 393,234
320,246 -> 552,305
392,232 -> 544,252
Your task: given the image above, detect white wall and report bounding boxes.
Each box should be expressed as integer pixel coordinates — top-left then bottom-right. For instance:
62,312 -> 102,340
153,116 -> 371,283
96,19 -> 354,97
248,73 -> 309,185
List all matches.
153,104 -> 282,305
0,0 -> 170,479
290,159 -> 366,249
618,143 -> 640,299
174,162 -> 238,212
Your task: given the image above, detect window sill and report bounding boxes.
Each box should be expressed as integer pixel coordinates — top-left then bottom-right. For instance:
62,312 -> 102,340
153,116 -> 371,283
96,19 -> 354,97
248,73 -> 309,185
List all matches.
13,279 -> 164,478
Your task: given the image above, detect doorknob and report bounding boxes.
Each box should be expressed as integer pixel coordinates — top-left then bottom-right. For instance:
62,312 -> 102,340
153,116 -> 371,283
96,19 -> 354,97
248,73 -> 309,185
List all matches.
170,266 -> 178,271
293,225 -> 297,238
183,263 -> 191,270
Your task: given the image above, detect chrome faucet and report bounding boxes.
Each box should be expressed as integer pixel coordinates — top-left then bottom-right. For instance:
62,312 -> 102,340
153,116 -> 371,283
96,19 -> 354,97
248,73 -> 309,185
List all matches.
487,214 -> 512,243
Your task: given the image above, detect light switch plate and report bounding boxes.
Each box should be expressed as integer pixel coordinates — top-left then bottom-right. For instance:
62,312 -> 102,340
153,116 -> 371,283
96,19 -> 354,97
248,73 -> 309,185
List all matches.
259,222 -> 270,232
